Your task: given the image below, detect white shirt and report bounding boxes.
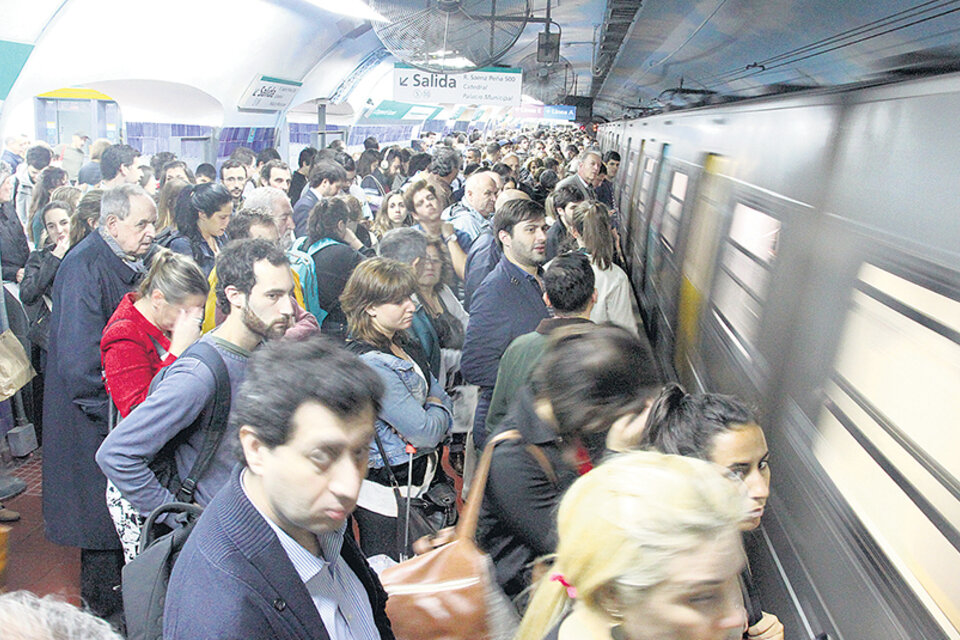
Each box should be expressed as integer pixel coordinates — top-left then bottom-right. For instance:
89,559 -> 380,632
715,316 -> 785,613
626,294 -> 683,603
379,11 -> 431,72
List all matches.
588,259 -> 640,335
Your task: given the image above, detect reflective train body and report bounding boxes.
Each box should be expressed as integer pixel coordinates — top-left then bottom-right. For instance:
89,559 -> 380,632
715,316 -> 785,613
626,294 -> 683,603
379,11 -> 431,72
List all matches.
600,71 -> 960,640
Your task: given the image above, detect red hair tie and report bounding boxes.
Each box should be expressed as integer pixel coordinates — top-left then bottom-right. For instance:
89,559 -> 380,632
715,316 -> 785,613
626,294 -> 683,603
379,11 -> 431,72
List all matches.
550,573 -> 578,599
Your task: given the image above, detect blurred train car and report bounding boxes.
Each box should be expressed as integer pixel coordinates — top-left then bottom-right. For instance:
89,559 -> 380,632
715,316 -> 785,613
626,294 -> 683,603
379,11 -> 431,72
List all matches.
600,72 -> 960,640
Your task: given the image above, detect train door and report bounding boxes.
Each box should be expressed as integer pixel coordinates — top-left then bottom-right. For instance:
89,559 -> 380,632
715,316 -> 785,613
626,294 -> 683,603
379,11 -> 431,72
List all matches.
641,154 -> 697,374
630,145 -> 666,320
697,184 -> 809,397
674,154 -> 730,391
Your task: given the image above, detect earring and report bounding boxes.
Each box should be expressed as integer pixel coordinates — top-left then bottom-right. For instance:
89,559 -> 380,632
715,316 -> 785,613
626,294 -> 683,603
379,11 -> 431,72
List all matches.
610,625 -> 626,640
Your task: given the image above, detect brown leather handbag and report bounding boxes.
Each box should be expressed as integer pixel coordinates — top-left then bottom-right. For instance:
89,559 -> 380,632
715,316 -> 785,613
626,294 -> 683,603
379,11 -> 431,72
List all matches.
379,430 -> 522,640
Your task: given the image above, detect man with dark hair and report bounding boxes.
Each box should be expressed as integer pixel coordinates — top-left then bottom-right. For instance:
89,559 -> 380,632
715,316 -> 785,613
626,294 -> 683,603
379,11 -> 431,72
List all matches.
255,148 -> 282,182
99,144 -> 142,189
464,146 -> 481,167
546,183 -> 587,261
163,337 -> 392,640
98,239 -> 294,531
43,184 -> 157,621
259,159 -> 292,194
596,150 -> 620,208
13,144 -> 53,224
220,158 -> 248,207
461,199 -> 550,449
194,162 -> 216,184
484,141 -> 501,165
485,252 -> 596,435
292,161 -> 348,237
230,146 -> 258,199
363,136 -> 380,151
290,147 -> 317,204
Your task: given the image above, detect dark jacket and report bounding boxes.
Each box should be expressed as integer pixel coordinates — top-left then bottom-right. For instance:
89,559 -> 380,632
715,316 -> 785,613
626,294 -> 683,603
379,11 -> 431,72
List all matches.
461,255 -> 549,447
486,317 -> 592,437
292,189 -> 319,238
19,246 -> 61,350
168,233 -> 225,277
312,241 -> 364,339
164,466 -> 395,640
545,217 -> 574,262
0,200 -> 28,282
462,230 -> 501,313
42,230 -> 141,549
476,389 -> 578,598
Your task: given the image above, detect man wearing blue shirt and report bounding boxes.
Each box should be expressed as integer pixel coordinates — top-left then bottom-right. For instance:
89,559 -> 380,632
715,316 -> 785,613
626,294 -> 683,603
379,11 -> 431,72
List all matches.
461,199 -> 550,449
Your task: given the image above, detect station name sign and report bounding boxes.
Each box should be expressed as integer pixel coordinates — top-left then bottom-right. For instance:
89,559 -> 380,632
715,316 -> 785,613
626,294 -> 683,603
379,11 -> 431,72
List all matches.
238,75 -> 302,111
393,63 -> 522,106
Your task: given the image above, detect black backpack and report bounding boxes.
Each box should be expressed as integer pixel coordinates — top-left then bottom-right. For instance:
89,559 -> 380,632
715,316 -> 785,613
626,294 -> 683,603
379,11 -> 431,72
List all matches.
121,341 -> 231,640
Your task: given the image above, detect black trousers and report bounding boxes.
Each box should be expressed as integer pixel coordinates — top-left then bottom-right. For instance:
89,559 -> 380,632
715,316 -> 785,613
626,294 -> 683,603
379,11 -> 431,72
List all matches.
80,548 -> 124,623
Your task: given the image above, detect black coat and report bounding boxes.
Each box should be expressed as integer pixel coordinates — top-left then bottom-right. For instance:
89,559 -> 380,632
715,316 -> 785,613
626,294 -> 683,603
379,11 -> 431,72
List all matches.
0,200 -> 28,282
42,231 -> 141,549
19,247 -> 61,350
476,388 -> 578,598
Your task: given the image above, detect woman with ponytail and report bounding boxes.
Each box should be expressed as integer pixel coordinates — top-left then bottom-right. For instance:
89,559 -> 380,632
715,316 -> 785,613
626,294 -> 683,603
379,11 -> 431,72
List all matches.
304,196 -> 368,339
569,200 -> 639,334
169,182 -> 232,275
638,383 -> 785,640
516,450 -> 749,640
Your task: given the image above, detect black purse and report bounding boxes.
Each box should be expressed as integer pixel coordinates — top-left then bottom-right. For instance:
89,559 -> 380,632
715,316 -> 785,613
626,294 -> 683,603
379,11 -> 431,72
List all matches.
371,428 -> 457,560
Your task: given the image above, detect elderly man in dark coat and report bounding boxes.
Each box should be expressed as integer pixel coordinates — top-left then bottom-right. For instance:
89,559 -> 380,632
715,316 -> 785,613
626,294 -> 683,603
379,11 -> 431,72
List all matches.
42,183 -> 156,620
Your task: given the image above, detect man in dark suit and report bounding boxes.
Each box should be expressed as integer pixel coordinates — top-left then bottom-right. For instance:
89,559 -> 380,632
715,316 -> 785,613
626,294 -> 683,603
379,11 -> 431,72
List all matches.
292,161 -> 348,238
164,337 -> 394,640
42,183 -> 156,621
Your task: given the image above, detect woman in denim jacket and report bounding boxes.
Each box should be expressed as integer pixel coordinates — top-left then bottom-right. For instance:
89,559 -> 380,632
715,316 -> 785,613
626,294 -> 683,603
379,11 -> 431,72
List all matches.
342,257 -> 453,560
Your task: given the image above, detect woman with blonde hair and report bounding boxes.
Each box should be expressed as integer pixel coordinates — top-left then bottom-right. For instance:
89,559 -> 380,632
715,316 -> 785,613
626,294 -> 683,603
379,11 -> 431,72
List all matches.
341,257 -> 453,560
638,384 -> 785,640
516,451 -> 749,640
569,200 -> 638,335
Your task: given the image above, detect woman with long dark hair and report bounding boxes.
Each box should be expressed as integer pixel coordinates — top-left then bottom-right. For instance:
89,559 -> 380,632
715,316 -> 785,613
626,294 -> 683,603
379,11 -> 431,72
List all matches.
639,383 -> 785,640
28,166 -> 69,246
169,182 -> 232,276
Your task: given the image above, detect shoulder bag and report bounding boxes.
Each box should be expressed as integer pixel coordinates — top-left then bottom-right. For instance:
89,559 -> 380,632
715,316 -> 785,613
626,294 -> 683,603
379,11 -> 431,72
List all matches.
378,429 -> 523,640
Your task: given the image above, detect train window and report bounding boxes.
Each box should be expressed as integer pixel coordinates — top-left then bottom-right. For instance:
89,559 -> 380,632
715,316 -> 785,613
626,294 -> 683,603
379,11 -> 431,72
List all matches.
636,155 -> 657,221
710,203 -> 781,354
661,171 -> 688,250
814,262 -> 960,637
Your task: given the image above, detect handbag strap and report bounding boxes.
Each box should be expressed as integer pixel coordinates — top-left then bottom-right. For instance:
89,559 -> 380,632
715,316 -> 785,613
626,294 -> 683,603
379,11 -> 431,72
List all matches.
456,429 -> 523,542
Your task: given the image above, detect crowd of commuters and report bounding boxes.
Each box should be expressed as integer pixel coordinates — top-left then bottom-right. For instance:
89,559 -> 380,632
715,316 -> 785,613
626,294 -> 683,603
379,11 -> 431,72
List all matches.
0,127 -> 783,640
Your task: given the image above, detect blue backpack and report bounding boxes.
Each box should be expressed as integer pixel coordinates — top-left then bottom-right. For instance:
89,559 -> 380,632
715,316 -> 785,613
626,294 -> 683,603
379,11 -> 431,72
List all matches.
287,237 -> 342,326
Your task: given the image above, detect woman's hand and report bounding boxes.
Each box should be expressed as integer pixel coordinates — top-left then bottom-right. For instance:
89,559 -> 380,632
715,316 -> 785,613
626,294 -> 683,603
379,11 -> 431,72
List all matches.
747,612 -> 784,640
168,307 -> 204,356
52,235 -> 71,259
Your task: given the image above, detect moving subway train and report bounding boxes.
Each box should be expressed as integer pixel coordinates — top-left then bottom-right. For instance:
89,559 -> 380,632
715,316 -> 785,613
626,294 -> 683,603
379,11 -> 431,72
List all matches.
600,73 -> 960,640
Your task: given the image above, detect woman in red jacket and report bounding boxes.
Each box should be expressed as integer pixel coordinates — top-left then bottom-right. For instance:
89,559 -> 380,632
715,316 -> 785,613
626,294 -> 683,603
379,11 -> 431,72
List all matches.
100,248 -> 208,560
102,248 -> 208,417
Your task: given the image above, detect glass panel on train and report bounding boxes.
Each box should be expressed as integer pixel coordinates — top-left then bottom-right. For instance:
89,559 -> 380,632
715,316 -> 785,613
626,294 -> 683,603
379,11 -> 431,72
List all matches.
710,203 -> 781,354
814,262 -> 960,638
661,171 -> 688,251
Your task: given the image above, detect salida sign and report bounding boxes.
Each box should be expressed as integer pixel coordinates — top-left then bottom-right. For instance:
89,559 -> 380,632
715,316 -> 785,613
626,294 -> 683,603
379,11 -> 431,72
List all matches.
393,63 -> 521,106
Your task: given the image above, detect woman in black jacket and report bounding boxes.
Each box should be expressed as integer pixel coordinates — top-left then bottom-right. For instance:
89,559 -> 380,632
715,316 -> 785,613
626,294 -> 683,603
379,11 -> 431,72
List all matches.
20,201 -> 73,351
476,325 -> 663,602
